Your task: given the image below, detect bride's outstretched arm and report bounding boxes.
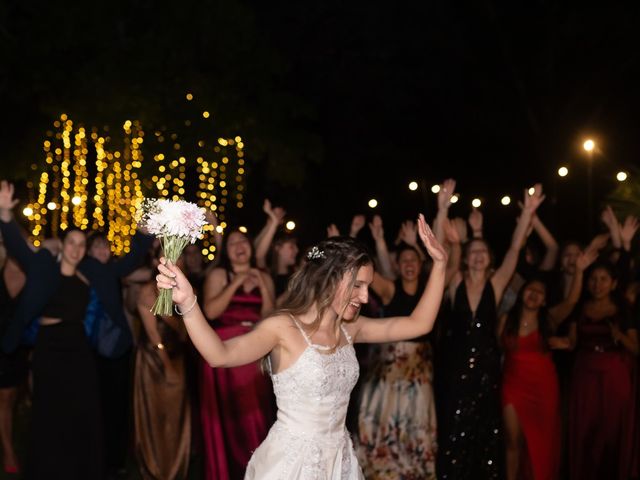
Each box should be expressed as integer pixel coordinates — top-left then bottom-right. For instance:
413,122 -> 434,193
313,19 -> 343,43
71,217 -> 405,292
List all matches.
353,214 -> 447,343
157,259 -> 279,367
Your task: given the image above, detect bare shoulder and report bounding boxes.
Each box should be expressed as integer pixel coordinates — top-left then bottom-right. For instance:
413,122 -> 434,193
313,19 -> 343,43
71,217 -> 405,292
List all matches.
259,313 -> 293,334
206,267 -> 227,281
204,267 -> 227,291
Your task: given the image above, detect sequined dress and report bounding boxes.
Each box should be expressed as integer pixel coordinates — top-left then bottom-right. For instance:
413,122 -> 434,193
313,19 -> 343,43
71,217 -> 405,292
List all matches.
436,280 -> 504,479
245,318 -> 364,479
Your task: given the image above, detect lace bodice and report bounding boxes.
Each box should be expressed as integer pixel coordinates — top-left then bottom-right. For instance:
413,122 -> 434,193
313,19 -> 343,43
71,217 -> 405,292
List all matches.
270,321 -> 359,441
246,318 -> 363,479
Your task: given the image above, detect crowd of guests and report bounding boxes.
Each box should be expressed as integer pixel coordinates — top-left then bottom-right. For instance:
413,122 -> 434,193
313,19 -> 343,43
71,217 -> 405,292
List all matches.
0,178 -> 638,480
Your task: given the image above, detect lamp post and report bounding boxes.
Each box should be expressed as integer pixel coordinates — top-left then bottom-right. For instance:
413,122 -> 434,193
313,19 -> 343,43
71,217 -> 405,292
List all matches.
583,139 -> 596,236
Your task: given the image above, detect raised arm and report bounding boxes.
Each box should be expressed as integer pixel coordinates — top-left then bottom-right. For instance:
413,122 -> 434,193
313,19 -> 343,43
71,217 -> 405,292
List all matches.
531,214 -> 559,271
254,199 -> 286,269
433,179 -> 456,245
601,206 -> 622,250
368,215 -> 395,280
349,214 -> 366,239
548,249 -> 596,329
468,208 -> 483,239
442,217 -> 462,286
398,220 -> 426,262
619,215 -> 638,253
0,181 -> 36,268
491,184 -> 544,299
157,260 -> 279,367
354,214 -> 447,343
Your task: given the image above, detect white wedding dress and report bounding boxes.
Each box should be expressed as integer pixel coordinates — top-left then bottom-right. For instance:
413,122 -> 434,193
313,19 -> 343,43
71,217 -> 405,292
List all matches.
245,318 -> 364,479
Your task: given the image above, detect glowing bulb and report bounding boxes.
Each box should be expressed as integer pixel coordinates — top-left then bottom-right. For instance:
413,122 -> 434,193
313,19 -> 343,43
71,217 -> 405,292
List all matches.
408,181 -> 418,191
583,139 -> 595,152
238,226 -> 248,233
215,225 -> 224,234
286,221 -> 296,231
186,93 -> 193,101
472,198 -> 482,208
528,187 -> 535,196
23,207 -> 34,217
501,196 -> 511,206
431,184 -> 441,194
616,171 -> 628,182
71,196 -> 82,206
368,198 -> 378,208
47,202 -> 56,210
203,111 -> 210,118
558,166 -> 569,177
450,194 -> 459,204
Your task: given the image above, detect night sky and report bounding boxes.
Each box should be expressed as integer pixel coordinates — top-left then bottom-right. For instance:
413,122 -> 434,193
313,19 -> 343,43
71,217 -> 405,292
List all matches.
2,2 -> 639,250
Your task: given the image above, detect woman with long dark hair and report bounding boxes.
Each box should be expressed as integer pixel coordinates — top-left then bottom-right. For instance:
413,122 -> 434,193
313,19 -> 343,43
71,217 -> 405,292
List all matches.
0,181 -> 103,479
568,261 -> 638,480
498,248 -> 593,480
156,215 -> 448,479
199,229 -> 276,480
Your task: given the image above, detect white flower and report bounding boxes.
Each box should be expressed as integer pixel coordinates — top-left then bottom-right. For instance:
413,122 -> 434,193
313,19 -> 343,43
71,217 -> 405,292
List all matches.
137,198 -> 208,243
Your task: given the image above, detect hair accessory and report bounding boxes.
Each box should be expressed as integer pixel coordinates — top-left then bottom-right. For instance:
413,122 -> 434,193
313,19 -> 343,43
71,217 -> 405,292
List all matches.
307,246 -> 326,260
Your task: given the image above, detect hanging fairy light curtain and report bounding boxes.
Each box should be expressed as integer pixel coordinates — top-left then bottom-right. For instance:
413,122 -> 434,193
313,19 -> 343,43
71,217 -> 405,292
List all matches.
25,96 -> 247,259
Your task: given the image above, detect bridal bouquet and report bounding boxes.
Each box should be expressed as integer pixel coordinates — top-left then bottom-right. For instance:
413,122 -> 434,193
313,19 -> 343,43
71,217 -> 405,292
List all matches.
136,198 -> 208,315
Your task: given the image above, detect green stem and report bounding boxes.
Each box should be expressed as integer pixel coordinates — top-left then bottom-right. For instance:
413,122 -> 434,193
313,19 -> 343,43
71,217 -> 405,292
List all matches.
151,235 -> 192,316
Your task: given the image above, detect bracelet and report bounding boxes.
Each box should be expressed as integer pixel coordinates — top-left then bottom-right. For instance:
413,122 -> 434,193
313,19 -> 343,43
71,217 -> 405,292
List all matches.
175,295 -> 198,316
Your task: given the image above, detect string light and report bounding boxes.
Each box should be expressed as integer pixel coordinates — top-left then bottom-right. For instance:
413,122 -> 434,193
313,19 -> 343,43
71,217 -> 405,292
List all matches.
408,181 -> 418,191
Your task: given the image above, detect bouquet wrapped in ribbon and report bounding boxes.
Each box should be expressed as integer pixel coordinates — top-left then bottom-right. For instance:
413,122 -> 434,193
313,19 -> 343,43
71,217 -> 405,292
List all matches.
136,198 -> 208,315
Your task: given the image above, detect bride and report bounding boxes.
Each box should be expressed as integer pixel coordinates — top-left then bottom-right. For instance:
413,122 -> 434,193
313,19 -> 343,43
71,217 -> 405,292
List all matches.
156,214 -> 447,479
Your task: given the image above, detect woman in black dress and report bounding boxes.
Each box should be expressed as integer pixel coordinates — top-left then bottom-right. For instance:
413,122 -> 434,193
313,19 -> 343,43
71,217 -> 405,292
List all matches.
0,181 -> 103,479
434,183 -> 544,479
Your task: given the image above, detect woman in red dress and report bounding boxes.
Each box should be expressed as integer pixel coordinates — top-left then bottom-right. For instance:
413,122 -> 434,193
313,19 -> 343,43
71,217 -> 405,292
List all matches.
499,251 -> 592,480
568,262 -> 638,480
200,230 -> 276,480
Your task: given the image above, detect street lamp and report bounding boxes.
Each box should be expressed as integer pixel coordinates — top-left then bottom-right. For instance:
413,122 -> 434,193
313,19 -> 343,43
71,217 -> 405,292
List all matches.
583,139 -> 595,152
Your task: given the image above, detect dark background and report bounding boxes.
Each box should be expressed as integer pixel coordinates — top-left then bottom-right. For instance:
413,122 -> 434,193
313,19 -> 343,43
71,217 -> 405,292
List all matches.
1,1 -> 639,251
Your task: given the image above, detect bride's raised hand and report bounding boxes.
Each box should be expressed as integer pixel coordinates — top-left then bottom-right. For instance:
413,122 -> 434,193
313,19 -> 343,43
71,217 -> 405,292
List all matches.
417,214 -> 448,265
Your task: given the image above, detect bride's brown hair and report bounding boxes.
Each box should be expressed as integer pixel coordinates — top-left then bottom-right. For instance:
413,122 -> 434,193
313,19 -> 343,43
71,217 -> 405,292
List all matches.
276,236 -> 373,341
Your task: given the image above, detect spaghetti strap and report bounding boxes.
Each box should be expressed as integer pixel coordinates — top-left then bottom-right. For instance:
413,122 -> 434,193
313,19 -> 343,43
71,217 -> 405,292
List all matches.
289,314 -> 313,347
340,323 -> 353,345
